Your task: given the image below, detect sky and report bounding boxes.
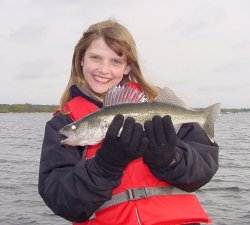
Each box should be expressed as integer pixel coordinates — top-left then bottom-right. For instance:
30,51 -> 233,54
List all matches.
0,0 -> 249,108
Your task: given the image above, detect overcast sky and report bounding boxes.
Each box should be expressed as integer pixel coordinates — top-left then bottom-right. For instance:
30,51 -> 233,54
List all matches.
0,0 -> 249,108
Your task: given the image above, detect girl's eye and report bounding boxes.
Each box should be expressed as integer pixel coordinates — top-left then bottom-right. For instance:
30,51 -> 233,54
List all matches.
113,59 -> 122,64
91,55 -> 101,60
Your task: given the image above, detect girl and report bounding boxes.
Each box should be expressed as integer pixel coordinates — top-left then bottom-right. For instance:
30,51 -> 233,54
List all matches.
38,19 -> 219,225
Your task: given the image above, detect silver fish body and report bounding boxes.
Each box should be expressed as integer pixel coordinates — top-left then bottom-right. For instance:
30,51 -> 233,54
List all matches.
59,102 -> 220,146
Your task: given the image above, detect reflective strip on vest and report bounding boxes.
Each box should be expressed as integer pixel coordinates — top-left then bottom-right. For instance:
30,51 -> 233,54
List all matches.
99,186 -> 193,210
89,186 -> 194,220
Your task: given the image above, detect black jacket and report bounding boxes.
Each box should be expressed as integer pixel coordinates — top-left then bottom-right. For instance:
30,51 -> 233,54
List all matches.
38,86 -> 219,223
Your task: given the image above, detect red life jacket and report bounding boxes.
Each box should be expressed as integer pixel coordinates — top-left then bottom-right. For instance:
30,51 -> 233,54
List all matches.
64,86 -> 212,225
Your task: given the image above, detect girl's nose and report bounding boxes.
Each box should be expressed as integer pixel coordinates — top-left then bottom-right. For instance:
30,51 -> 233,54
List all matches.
98,61 -> 110,74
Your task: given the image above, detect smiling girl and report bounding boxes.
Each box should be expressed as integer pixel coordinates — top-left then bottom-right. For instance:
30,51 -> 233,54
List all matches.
38,19 -> 219,225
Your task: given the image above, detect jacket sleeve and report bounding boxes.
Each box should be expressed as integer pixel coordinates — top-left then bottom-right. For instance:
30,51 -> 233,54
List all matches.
38,113 -> 121,222
151,122 -> 219,192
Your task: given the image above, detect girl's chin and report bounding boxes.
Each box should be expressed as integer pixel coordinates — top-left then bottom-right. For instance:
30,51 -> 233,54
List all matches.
90,82 -> 119,94
91,86 -> 110,94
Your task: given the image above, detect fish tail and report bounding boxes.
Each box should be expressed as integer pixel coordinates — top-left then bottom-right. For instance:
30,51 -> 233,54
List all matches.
203,103 -> 221,141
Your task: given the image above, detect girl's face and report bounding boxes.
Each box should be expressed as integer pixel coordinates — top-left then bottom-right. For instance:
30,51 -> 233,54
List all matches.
82,37 -> 131,94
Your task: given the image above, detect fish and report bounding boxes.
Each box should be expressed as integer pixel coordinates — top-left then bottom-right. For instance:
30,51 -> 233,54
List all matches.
59,85 -> 220,146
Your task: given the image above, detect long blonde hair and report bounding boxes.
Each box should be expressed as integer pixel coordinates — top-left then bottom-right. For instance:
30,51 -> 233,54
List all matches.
60,19 -> 159,113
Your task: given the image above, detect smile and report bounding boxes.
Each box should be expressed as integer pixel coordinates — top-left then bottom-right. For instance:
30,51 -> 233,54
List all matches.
94,75 -> 111,83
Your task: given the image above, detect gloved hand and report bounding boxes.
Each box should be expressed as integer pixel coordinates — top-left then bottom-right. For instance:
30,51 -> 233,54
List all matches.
95,114 -> 148,176
143,115 -> 177,170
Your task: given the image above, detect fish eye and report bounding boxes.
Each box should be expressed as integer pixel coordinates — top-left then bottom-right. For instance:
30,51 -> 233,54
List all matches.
71,125 -> 77,130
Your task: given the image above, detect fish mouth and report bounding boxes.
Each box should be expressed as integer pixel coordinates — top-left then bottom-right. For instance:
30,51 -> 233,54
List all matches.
60,134 -> 79,146
59,129 -> 71,144
58,119 -> 108,146
59,128 -> 89,146
59,125 -> 106,146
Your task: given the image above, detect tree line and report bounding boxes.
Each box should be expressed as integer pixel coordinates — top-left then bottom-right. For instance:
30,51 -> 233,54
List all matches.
221,108 -> 250,113
0,104 -> 58,113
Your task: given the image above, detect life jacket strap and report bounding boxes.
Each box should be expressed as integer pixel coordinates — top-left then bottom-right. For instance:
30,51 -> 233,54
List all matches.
89,186 -> 194,220
100,186 -> 194,210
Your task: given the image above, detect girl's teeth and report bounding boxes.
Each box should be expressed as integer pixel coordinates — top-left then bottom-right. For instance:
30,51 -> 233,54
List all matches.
95,76 -> 110,82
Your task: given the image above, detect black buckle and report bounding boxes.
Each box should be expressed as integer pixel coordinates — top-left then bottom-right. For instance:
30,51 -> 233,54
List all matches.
126,187 -> 147,200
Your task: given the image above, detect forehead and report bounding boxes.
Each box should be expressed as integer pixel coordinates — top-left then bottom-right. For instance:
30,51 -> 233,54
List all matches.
86,37 -> 126,59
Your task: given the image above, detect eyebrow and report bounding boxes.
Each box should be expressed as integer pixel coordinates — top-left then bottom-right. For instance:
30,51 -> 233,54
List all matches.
87,52 -> 100,56
87,52 -> 126,61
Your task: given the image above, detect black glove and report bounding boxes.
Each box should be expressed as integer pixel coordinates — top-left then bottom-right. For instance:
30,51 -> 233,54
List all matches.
95,114 -> 148,176
143,115 -> 177,170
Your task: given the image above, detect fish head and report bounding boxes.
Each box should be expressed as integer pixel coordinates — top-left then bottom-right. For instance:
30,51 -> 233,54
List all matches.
59,117 -> 107,146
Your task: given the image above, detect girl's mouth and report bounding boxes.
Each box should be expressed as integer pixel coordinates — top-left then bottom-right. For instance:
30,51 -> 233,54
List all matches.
94,75 -> 111,83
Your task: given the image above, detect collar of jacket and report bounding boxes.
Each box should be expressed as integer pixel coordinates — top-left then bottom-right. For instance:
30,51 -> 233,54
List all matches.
70,85 -> 103,108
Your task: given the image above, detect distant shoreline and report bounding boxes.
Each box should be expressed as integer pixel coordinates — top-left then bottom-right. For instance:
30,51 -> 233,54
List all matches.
0,104 -> 58,113
0,104 -> 249,114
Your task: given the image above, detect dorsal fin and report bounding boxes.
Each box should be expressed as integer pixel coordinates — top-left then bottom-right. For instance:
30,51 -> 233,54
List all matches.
154,87 -> 187,108
154,87 -> 189,133
103,85 -> 148,107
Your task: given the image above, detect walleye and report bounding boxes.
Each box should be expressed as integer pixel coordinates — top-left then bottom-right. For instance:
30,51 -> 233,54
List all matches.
59,86 -> 220,146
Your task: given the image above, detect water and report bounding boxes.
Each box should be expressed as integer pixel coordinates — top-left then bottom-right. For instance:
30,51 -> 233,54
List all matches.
0,112 -> 249,225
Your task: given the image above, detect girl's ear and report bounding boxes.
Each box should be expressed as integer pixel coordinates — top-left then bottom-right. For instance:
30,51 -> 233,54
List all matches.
81,61 -> 84,66
124,64 -> 131,75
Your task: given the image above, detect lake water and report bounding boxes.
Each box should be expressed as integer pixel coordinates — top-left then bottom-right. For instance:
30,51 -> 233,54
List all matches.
0,112 -> 249,225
